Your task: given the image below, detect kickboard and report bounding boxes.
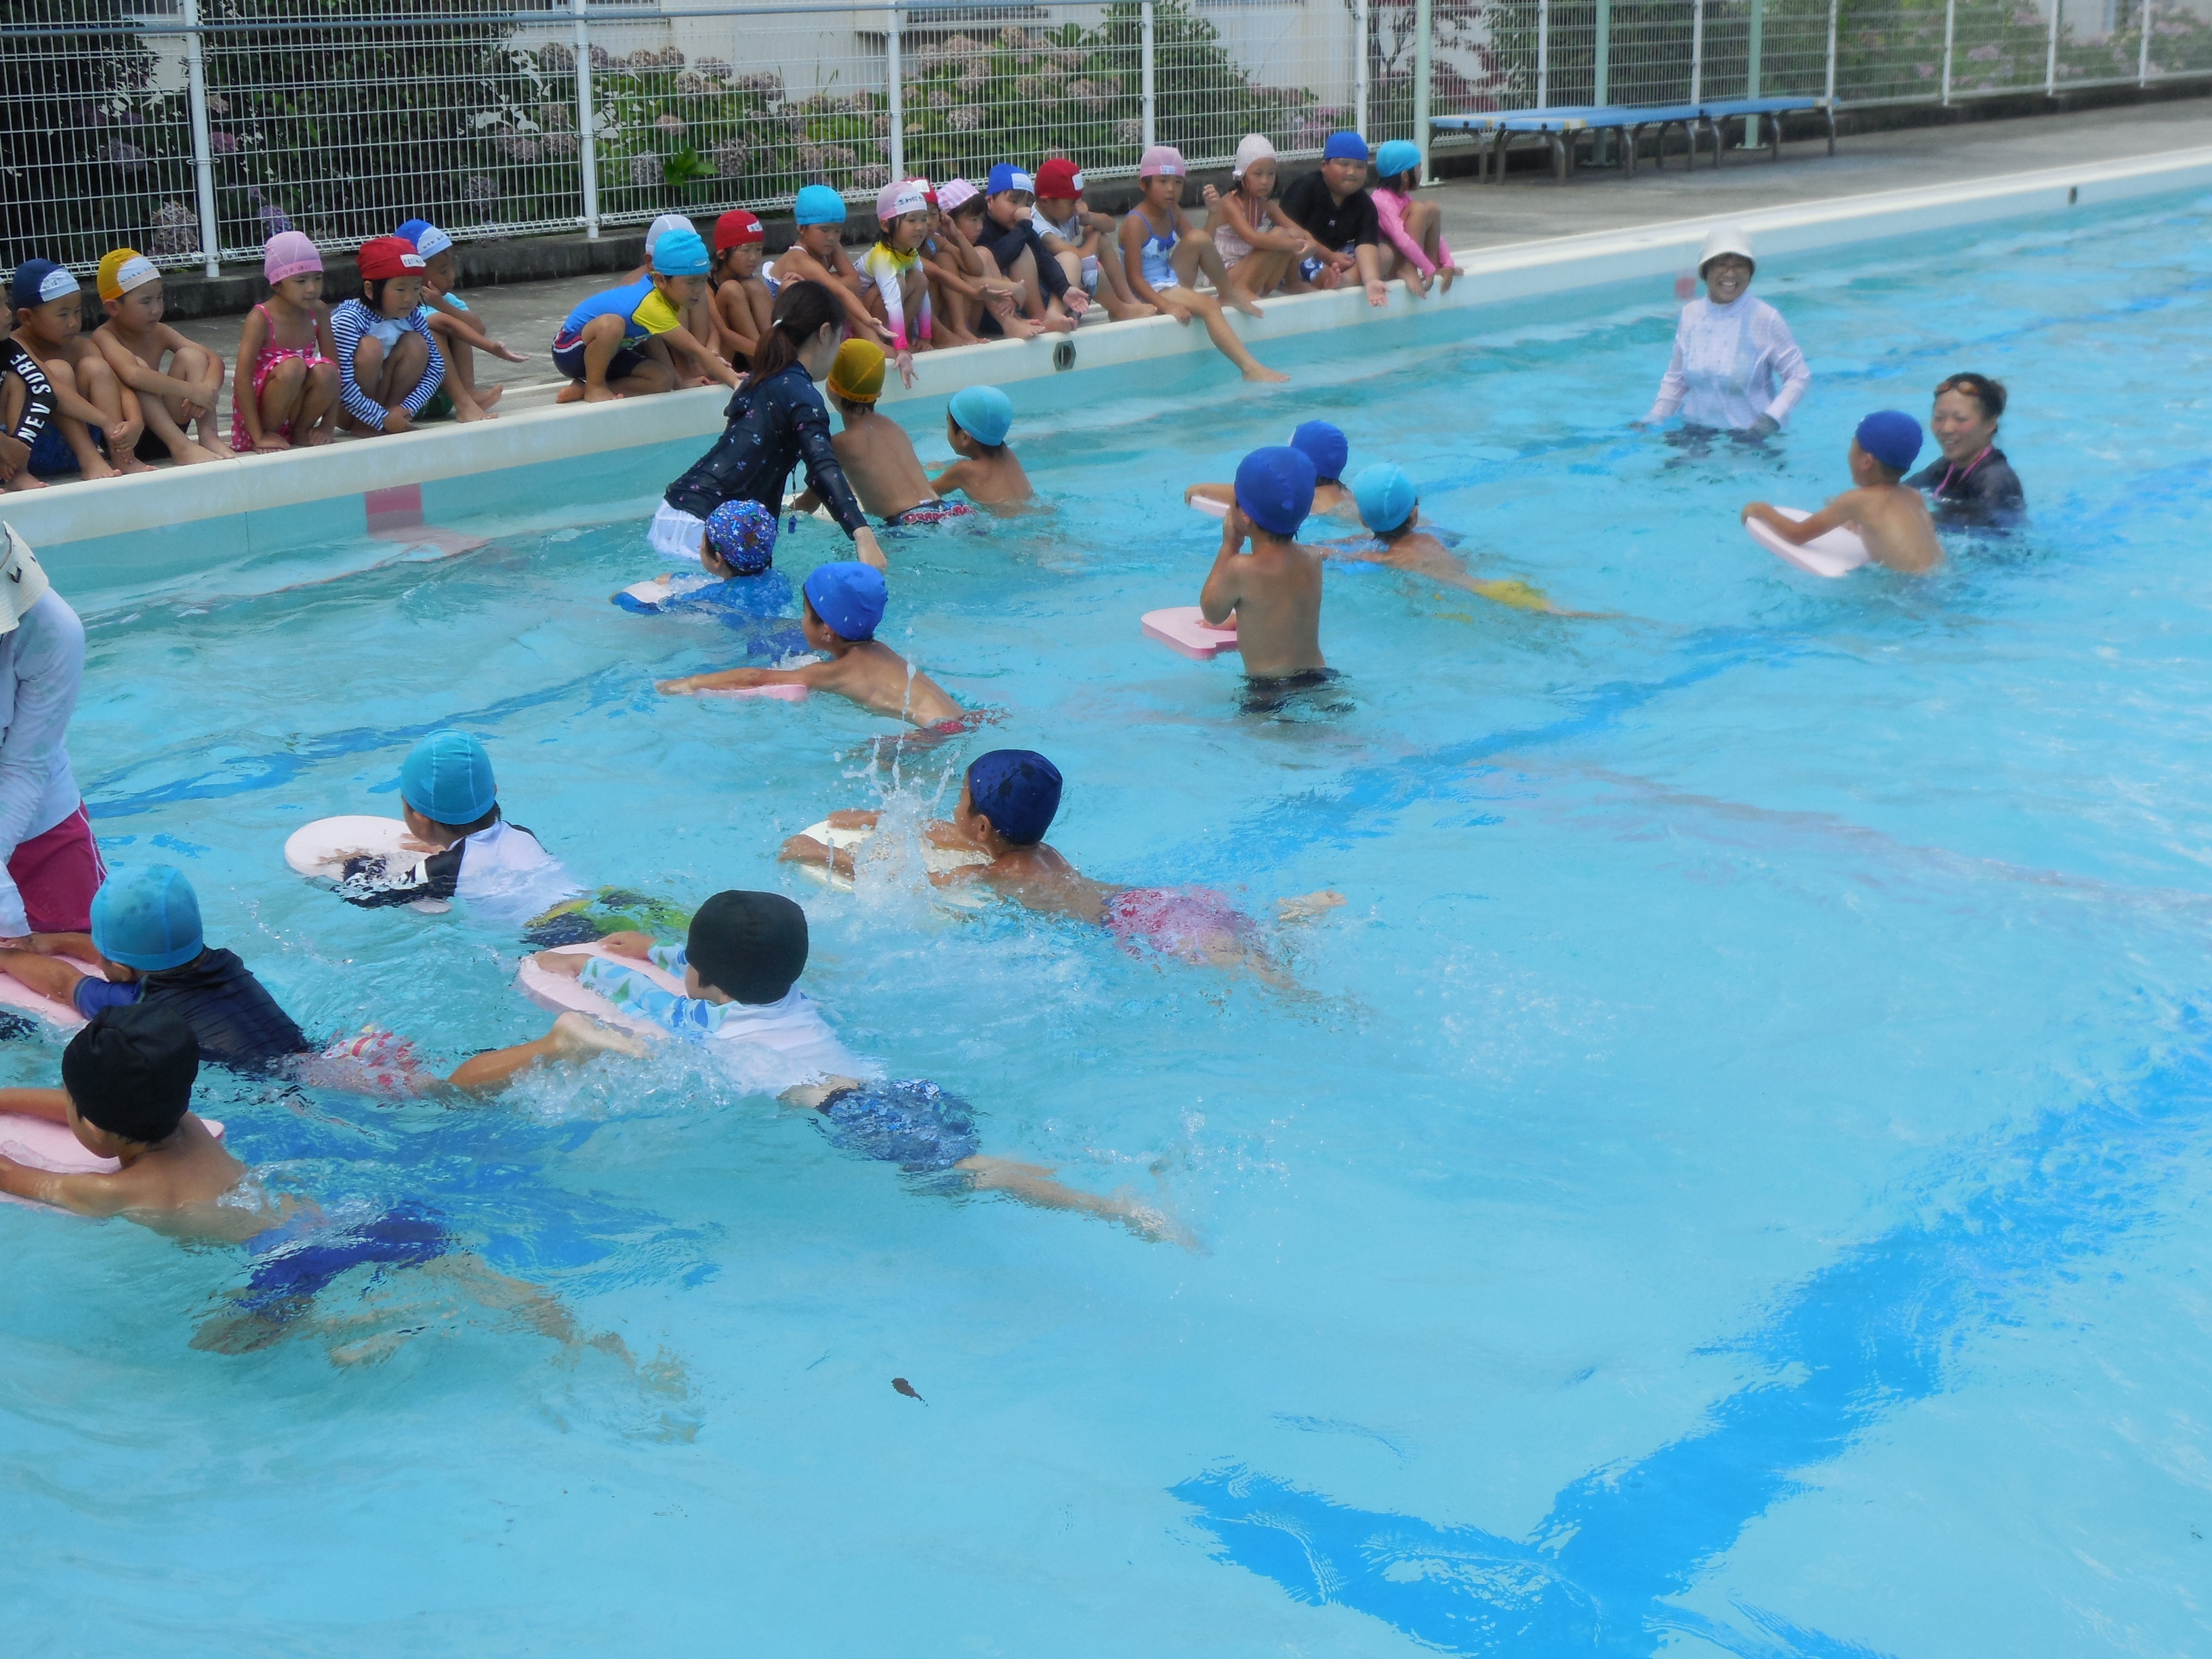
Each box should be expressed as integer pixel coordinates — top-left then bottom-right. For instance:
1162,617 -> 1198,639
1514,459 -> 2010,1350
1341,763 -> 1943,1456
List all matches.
0,1112 -> 224,1208
1143,606 -> 1240,660
1748,507 -> 1871,579
0,956 -> 110,1030
284,816 -> 451,914
615,573 -> 718,613
794,818 -> 988,905
515,941 -> 691,1042
696,682 -> 808,703
1187,494 -> 1230,520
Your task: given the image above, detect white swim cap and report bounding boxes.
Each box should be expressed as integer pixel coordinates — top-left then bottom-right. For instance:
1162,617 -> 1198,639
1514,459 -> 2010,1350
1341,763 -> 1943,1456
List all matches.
1698,225 -> 1755,273
1233,134 -> 1277,178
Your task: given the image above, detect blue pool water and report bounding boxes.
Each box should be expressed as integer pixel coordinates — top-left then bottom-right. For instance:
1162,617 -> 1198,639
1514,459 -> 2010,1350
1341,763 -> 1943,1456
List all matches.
8,186 -> 2212,1655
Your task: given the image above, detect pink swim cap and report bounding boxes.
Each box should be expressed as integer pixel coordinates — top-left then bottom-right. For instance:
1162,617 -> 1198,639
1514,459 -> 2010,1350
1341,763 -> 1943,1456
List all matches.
1139,145 -> 1187,179
263,230 -> 322,284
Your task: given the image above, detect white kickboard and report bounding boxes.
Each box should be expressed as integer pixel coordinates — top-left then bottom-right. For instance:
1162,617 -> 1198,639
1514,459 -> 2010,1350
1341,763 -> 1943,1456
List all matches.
1748,507 -> 1871,579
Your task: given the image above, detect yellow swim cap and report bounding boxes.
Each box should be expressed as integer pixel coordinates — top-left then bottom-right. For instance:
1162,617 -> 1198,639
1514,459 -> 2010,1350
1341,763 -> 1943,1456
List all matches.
827,337 -> 885,405
96,249 -> 158,302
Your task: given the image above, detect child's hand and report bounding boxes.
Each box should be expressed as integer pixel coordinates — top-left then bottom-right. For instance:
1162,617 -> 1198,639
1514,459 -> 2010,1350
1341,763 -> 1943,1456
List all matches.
532,950 -> 588,979
594,930 -> 656,960
384,409 -> 414,434
778,834 -> 831,866
1200,183 -> 1221,209
895,348 -> 916,390
106,419 -> 133,447
1740,501 -> 1769,523
655,675 -> 701,694
823,809 -> 880,830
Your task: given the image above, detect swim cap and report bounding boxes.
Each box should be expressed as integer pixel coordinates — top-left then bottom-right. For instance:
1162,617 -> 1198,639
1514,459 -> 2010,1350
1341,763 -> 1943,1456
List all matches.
704,500 -> 777,574
96,249 -> 159,302
1138,146 -> 1187,180
398,730 -> 497,826
1323,131 -> 1371,163
1698,224 -> 1755,274
966,750 -> 1062,846
644,213 -> 694,255
1234,445 -> 1317,537
262,230 -> 323,284
9,260 -> 78,309
714,209 -> 765,250
803,560 -> 888,641
356,237 -> 425,281
1232,134 -> 1277,178
395,218 -> 453,260
651,227 -> 710,277
986,163 -> 1035,196
947,384 -> 1013,448
1036,157 -> 1084,199
62,1003 -> 199,1145
687,890 -> 808,1006
1290,419 -> 1349,483
91,865 -> 204,972
876,180 -> 927,222
0,527 -> 53,636
1855,410 -> 1923,474
827,337 -> 886,404
1351,462 -> 1417,534
937,178 -> 980,212
794,184 -> 848,226
1374,139 -> 1422,181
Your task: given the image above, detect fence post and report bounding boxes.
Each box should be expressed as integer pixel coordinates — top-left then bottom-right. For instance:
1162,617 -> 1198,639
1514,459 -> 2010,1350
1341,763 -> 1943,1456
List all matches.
886,0 -> 905,182
572,0 -> 599,239
2137,0 -> 2152,85
1824,0 -> 1838,103
1354,0 -> 1370,137
1690,0 -> 1704,104
1139,0 -> 1157,150
1595,0 -> 1611,104
1538,0 -> 1550,106
178,0 -> 222,277
1416,0 -> 1433,178
2046,0 -> 2060,94
1748,0 -> 1763,98
1941,0 -> 1955,104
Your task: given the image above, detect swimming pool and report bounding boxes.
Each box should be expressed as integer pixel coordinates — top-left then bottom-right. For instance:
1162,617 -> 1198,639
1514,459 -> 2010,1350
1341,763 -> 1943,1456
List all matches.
9,182 -> 2212,1655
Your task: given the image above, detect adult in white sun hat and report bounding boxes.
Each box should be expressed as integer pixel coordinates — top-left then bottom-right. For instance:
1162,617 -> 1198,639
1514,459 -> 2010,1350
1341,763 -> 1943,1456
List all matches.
1640,224 -> 1811,443
0,525 -> 99,939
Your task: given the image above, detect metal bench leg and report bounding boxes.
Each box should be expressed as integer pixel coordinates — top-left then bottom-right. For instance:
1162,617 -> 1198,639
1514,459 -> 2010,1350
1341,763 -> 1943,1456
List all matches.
1550,132 -> 1566,184
1826,106 -> 1837,157
1769,113 -> 1782,161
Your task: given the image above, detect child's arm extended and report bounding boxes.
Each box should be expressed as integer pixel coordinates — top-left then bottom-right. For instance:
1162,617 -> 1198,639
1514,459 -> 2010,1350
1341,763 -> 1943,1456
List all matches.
0,945 -> 86,1003
0,1154 -> 132,1216
930,458 -> 978,499
657,659 -> 829,695
1742,491 -> 1864,546
661,323 -> 743,389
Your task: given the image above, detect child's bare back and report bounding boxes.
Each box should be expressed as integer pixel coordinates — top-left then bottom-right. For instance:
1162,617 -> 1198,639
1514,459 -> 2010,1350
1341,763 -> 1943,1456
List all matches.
1824,481 -> 1942,574
832,407 -> 937,520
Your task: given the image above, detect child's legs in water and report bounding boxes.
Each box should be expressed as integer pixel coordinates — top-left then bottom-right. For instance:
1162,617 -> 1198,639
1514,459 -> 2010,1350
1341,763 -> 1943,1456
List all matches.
1158,282 -> 1281,382
444,1012 -> 647,1093
954,1155 -> 1193,1246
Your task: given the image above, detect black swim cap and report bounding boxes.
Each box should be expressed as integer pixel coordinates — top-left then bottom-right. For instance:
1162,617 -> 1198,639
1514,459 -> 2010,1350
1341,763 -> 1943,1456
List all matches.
687,890 -> 808,1005
62,1002 -> 200,1144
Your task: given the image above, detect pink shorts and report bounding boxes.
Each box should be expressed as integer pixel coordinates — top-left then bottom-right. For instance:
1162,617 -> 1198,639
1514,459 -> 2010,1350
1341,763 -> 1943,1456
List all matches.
1101,886 -> 1251,959
9,804 -> 104,934
290,1027 -> 437,1099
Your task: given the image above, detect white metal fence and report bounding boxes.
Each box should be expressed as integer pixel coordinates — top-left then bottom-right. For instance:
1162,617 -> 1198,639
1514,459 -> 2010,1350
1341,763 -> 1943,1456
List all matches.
4,0 -> 2208,276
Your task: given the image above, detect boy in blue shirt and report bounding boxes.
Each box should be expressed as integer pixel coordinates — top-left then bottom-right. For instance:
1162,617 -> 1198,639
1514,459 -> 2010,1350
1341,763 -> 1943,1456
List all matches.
552,228 -> 739,403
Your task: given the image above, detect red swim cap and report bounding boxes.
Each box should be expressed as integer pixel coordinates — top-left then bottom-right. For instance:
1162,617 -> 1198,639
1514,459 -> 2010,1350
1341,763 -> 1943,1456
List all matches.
714,209 -> 765,250
1036,157 -> 1084,200
356,236 -> 425,281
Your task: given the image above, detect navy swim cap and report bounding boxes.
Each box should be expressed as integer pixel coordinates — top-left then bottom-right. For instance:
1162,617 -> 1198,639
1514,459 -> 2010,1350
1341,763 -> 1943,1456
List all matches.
9,260 -> 78,309
1233,445 -> 1317,537
63,1002 -> 199,1145
1290,420 -> 1348,483
966,750 -> 1062,846
687,890 -> 807,1006
1855,410 -> 1923,474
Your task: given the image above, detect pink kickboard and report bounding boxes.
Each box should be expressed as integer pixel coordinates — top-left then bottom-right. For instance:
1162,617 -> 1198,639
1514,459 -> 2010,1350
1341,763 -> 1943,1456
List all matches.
697,684 -> 808,703
1143,607 -> 1240,660
0,1113 -> 224,1208
515,942 -> 691,1042
0,957 -> 110,1031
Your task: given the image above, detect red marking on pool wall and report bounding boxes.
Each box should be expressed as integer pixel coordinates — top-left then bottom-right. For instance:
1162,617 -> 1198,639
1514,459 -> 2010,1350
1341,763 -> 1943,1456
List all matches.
364,484 -> 424,533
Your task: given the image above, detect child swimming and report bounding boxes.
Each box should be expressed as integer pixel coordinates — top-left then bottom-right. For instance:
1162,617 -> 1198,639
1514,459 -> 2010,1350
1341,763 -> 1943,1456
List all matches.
932,385 -> 1031,510
89,249 -> 229,463
615,499 -> 796,630
792,339 -> 968,526
529,889 -> 1189,1242
657,560 -> 966,729
1200,446 -> 1329,698
230,232 -> 340,453
1329,462 -> 1559,613
1186,419 -> 1353,520
1117,146 -> 1286,384
1743,411 -> 1944,575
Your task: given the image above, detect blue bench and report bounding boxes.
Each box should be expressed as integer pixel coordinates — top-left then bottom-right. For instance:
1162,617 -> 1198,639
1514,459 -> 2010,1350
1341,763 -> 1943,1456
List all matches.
1431,95 -> 1832,182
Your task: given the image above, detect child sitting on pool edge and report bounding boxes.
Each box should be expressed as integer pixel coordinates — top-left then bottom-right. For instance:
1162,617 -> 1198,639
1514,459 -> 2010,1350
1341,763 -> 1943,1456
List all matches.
933,386 -> 1031,509
657,559 -> 971,733
530,889 -> 1188,1243
89,249 -> 228,464
1743,411 -> 1942,575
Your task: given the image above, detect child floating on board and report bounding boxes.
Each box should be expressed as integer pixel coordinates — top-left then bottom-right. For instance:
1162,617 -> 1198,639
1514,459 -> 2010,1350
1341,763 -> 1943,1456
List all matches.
1200,446 -> 1332,710
231,232 -> 340,453
1327,463 -> 1560,613
1640,225 -> 1809,442
616,498 -> 796,630
1744,411 -> 1944,575
1118,146 -> 1286,384
1206,135 -> 1317,306
552,227 -> 739,404
1032,157 -> 1153,321
1368,141 -> 1462,299
931,385 -> 1031,510
769,186 -> 897,352
331,237 -> 476,434
1186,420 -> 1353,520
781,751 -> 1341,994
0,306 -> 58,491
529,888 -> 1188,1242
658,560 -> 969,731
89,249 -> 228,463
857,180 -> 931,382
9,261 -> 142,480
394,219 -> 529,413
792,340 -> 969,527
710,209 -> 774,367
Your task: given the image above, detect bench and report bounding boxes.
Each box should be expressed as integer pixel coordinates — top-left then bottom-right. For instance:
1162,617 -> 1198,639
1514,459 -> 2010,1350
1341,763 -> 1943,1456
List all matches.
1431,95 -> 1832,182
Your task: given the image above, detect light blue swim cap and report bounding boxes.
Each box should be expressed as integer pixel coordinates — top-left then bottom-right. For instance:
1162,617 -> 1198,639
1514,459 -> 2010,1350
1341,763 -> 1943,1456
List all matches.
399,730 -> 497,827
91,865 -> 204,972
1290,419 -> 1349,483
1234,445 -> 1317,537
794,185 -> 848,227
651,226 -> 710,276
1352,462 -> 1417,533
948,385 -> 1013,449
1374,140 -> 1422,181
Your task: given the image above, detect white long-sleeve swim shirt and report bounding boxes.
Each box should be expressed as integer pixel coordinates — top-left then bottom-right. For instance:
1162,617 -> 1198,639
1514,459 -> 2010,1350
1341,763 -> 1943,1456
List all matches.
1643,293 -> 1811,432
0,586 -> 85,936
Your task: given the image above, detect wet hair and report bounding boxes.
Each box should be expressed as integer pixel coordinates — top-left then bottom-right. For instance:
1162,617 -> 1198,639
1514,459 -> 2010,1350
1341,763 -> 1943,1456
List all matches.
742,278 -> 840,390
1935,372 -> 2007,422
62,1002 -> 199,1145
687,890 -> 808,1004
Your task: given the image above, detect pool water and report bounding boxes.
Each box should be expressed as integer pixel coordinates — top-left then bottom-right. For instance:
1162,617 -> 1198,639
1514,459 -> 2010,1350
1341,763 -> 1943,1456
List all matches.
9,186 -> 2212,1656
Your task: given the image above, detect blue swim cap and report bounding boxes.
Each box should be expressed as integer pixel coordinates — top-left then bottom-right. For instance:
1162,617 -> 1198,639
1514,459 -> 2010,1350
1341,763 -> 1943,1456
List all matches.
803,560 -> 887,641
91,865 -> 204,972
966,750 -> 1062,846
399,730 -> 497,827
394,218 -> 453,259
1351,462 -> 1417,533
9,259 -> 79,309
1855,410 -> 1923,474
948,384 -> 1013,449
985,163 -> 1036,196
651,226 -> 710,277
705,499 -> 778,574
1323,131 -> 1371,163
794,185 -> 848,227
1234,445 -> 1318,537
1374,140 -> 1422,180
1290,419 -> 1349,483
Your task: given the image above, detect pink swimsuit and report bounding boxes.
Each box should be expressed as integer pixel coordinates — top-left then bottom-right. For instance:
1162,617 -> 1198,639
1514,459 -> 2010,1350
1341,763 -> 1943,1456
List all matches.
230,301 -> 333,452
1101,886 -> 1252,959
